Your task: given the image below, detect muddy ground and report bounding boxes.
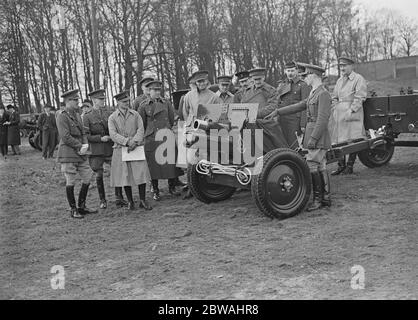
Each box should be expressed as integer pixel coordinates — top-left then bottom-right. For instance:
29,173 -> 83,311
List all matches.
0,138 -> 417,300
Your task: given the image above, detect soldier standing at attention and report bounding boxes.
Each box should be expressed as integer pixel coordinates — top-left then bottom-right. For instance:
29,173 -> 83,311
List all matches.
57,89 -> 97,219
38,104 -> 58,159
330,57 -> 367,175
215,76 -> 235,103
108,91 -> 153,211
233,70 -> 250,103
241,68 -> 277,119
83,89 -> 122,209
6,104 -> 21,155
276,61 -> 310,148
265,64 -> 332,211
138,80 -> 181,201
133,77 -> 154,112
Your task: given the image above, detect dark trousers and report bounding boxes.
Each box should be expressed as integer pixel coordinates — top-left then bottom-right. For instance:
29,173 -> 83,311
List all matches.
42,129 -> 57,158
0,144 -> 7,156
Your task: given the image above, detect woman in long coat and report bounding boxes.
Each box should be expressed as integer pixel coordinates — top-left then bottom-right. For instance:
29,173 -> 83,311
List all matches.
6,105 -> 21,155
108,91 -> 152,211
0,106 -> 9,158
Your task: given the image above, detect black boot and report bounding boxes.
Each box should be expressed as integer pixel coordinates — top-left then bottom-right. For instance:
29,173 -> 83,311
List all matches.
343,153 -> 356,175
96,176 -> 107,209
78,183 -> 98,215
331,158 -> 346,176
66,186 -> 83,219
320,170 -> 331,207
168,179 -> 181,196
124,186 -> 135,210
307,171 -> 323,212
152,180 -> 160,201
115,187 -> 128,207
139,184 -> 153,211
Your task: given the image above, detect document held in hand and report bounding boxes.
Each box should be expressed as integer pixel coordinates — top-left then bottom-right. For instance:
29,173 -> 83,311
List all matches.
122,146 -> 146,162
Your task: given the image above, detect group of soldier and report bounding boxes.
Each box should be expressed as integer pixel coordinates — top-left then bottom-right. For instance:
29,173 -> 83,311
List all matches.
53,55 -> 367,219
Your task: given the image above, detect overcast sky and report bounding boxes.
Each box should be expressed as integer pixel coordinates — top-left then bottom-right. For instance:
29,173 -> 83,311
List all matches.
354,0 -> 418,19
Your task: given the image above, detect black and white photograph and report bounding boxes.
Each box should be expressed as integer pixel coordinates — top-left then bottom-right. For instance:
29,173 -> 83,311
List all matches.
0,0 -> 417,304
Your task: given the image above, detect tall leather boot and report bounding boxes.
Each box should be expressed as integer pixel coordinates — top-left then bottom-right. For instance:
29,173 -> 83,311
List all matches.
96,176 -> 107,209
343,153 -> 356,175
152,180 -> 160,201
307,171 -> 323,212
115,187 -> 128,207
320,170 -> 331,207
124,186 -> 135,210
139,184 -> 153,211
331,157 -> 346,176
168,179 -> 181,196
66,186 -> 83,219
78,183 -> 98,215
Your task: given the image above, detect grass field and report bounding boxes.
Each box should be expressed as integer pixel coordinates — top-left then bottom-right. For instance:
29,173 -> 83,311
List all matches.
0,138 -> 417,300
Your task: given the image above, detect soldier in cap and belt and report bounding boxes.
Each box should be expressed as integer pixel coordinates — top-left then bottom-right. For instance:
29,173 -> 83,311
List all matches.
133,77 -> 155,112
265,64 -> 332,211
215,75 -> 235,103
275,61 -> 310,148
330,57 -> 367,175
241,68 -> 277,119
37,104 -> 58,159
83,89 -> 128,209
138,80 -> 181,201
57,89 -> 97,219
108,91 -> 153,211
233,70 -> 250,103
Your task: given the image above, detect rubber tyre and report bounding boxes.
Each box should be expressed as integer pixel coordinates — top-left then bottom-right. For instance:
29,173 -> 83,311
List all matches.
28,131 -> 42,151
251,148 -> 312,220
187,164 -> 236,204
358,142 -> 395,168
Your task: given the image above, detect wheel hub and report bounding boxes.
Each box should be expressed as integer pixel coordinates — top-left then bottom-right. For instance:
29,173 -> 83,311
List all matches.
280,176 -> 294,193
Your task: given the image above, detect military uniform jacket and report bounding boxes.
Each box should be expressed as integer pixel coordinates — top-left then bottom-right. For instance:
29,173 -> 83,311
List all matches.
216,90 -> 235,103
233,89 -> 244,103
138,97 -> 175,149
277,85 -> 332,150
82,108 -> 113,157
38,112 -> 57,131
276,77 -> 310,110
133,94 -> 149,112
241,83 -> 277,119
57,110 -> 88,163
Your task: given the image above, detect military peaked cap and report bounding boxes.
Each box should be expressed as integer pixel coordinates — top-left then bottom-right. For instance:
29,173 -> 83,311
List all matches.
338,56 -> 355,65
192,70 -> 209,82
235,70 -> 250,81
82,99 -> 93,108
249,68 -> 266,78
114,91 -> 130,101
88,89 -> 106,99
139,77 -> 155,87
146,80 -> 163,90
61,89 -> 80,99
217,75 -> 232,84
284,61 -> 298,69
302,64 -> 326,76
6,104 -> 15,109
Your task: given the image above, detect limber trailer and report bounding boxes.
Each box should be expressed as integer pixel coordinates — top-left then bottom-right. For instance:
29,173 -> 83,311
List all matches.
179,93 -> 418,220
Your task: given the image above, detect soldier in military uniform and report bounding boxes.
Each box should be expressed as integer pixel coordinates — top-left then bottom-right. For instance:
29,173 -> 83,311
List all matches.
266,64 -> 332,211
276,61 -> 310,148
215,75 -> 234,103
138,80 -> 181,201
233,70 -> 250,103
57,89 -> 97,219
241,68 -> 277,119
133,77 -> 154,112
83,89 -> 127,209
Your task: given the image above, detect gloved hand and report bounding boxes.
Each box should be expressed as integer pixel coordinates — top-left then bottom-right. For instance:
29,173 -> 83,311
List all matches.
79,144 -> 89,155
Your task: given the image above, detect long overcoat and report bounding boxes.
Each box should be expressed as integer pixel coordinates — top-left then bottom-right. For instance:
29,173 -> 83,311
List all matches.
138,97 -> 178,180
329,71 -> 367,144
7,111 -> 21,145
108,108 -> 150,187
0,113 -> 9,145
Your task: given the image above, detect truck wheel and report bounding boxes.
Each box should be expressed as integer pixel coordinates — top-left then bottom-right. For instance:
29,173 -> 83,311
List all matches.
358,142 -> 394,168
29,131 -> 42,151
187,165 -> 236,203
252,149 -> 311,220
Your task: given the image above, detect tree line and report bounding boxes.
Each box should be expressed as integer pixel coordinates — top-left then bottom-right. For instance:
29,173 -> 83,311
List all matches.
1,0 -> 417,113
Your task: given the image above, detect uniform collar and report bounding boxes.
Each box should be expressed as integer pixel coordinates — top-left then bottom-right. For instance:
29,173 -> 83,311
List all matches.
116,108 -> 134,117
344,71 -> 355,81
216,91 -> 233,97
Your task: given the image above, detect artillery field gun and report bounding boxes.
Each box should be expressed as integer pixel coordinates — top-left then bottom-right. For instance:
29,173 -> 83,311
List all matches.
174,92 -> 418,220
